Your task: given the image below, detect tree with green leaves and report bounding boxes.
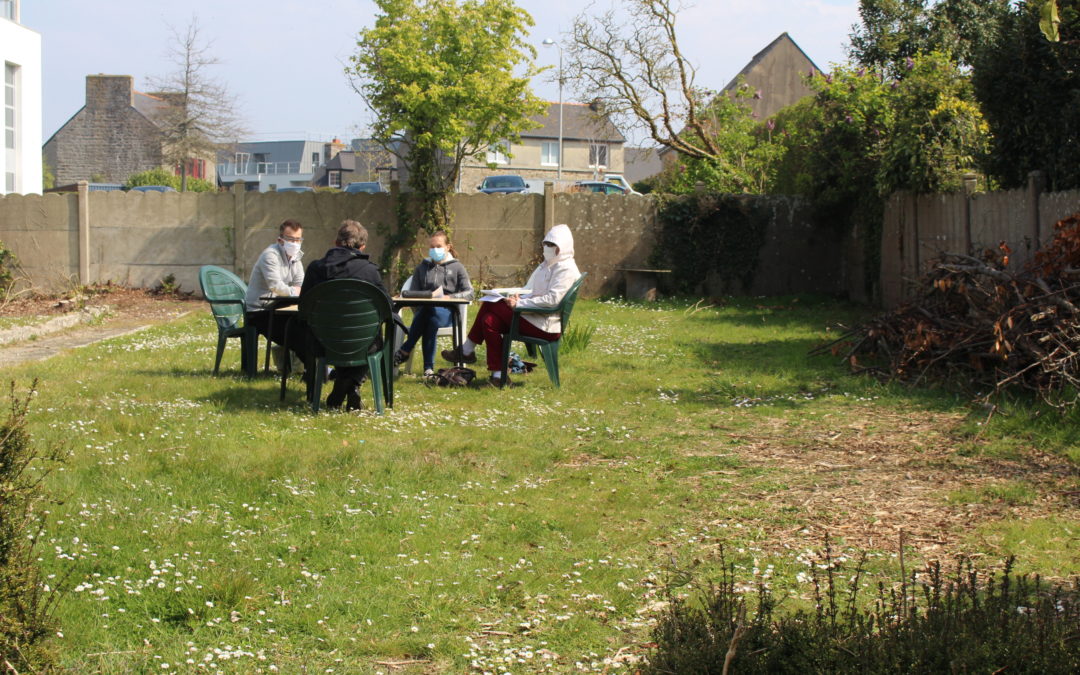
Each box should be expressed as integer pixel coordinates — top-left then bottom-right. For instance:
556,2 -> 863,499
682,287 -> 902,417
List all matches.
650,83 -> 782,194
346,0 -> 545,233
973,0 -> 1080,191
848,0 -> 1008,75
149,18 -> 244,192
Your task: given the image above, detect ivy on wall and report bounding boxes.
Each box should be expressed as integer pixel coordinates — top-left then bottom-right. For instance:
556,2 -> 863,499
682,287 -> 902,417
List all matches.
652,193 -> 771,294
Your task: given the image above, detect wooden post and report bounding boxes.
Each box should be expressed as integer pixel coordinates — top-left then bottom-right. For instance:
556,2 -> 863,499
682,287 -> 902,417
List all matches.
231,180 -> 246,274
1027,170 -> 1045,249
544,181 -> 555,233
911,192 -> 921,278
77,180 -> 90,285
962,173 -> 977,255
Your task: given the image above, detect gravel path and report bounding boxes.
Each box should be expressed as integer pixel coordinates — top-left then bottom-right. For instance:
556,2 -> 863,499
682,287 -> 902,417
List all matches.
0,312 -> 192,369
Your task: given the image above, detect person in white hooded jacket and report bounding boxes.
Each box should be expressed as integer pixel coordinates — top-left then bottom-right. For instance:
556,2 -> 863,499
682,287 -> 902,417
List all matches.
442,223 -> 581,386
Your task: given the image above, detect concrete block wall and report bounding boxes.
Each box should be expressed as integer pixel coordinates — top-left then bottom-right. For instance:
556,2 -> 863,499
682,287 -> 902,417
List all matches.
0,182 -> 846,301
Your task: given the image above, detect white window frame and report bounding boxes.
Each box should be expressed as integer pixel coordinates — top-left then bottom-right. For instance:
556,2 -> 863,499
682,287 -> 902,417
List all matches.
589,143 -> 608,169
485,143 -> 509,165
5,62 -> 18,193
328,170 -> 341,189
541,141 -> 559,167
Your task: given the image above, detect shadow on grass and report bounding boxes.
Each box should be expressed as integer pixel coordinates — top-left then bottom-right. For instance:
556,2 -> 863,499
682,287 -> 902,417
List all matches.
676,334 -> 966,412
199,382 -> 305,412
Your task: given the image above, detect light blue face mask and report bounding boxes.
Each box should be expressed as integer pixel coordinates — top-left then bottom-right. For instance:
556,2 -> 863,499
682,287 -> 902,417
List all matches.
429,247 -> 447,262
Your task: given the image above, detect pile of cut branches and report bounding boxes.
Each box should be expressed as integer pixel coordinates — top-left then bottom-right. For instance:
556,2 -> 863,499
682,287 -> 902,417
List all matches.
821,213 -> 1080,406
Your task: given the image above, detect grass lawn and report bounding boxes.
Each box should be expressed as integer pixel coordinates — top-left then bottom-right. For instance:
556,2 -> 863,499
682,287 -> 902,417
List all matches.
9,295 -> 1079,673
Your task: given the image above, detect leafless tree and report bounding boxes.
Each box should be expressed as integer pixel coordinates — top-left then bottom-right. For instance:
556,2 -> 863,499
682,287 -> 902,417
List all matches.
149,18 -> 244,191
566,0 -> 721,160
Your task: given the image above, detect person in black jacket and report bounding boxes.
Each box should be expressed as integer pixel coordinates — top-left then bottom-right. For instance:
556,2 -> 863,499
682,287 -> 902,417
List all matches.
297,220 -> 387,410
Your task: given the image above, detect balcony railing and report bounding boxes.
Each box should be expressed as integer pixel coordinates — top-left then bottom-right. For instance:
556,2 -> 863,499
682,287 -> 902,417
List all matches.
217,161 -> 304,177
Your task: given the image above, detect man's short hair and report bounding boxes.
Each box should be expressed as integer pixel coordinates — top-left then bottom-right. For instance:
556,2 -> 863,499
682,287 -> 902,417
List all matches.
337,220 -> 368,249
279,219 -> 303,236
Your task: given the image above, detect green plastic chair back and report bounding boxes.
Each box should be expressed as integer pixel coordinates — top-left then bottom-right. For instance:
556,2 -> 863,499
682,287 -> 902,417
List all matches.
198,265 -> 256,375
500,272 -> 587,388
284,279 -> 394,414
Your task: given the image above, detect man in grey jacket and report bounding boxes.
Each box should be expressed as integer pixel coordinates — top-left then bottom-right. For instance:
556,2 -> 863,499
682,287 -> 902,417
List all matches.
244,219 -> 305,354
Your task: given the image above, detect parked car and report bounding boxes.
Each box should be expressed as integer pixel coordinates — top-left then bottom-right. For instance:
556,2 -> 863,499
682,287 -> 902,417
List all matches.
344,182 -> 387,194
477,175 -> 528,194
601,174 -> 641,195
129,185 -> 177,193
573,181 -> 628,195
276,186 -> 314,193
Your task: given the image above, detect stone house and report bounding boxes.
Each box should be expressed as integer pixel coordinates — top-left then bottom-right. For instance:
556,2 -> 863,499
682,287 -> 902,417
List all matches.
43,74 -> 216,186
455,102 -> 626,191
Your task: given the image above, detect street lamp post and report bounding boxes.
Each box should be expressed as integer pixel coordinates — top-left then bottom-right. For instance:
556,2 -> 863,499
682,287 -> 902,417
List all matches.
542,38 -> 563,182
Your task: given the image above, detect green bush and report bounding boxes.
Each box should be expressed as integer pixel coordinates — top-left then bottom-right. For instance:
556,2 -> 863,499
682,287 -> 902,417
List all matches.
1,382 -> 65,672
652,193 -> 770,295
643,550 -> 1080,674
0,240 -> 17,297
124,168 -> 215,192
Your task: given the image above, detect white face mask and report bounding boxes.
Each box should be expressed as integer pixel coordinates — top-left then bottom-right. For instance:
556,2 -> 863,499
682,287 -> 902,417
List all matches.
281,240 -> 301,258
543,246 -> 557,262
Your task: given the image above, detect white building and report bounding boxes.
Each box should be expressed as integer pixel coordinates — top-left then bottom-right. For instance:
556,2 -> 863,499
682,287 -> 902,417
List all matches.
0,0 -> 42,194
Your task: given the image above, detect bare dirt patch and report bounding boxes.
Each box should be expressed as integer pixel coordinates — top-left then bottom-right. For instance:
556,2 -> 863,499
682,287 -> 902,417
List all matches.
0,285 -> 203,367
0,283 -> 201,321
700,407 -> 1078,562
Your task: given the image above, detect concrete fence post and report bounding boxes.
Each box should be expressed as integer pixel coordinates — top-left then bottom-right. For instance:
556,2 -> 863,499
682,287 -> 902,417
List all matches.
77,180 -> 90,285
1027,170 -> 1045,248
231,180 -> 246,274
544,181 -> 555,232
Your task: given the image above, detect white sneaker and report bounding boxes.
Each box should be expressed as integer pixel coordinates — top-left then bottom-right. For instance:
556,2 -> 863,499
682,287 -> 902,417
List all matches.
423,368 -> 435,377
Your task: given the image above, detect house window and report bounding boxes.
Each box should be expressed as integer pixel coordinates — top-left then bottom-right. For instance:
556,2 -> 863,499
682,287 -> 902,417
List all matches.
312,152 -> 320,169
589,143 -> 608,169
541,142 -> 559,167
1,1 -> 15,21
4,63 -> 17,193
486,143 -> 508,165
328,170 -> 341,189
235,152 -> 249,171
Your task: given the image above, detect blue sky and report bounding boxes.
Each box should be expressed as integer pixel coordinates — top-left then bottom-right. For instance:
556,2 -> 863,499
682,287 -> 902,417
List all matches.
25,0 -> 860,145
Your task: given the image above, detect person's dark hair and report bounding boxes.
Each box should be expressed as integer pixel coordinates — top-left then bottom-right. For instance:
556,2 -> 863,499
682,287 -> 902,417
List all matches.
278,219 -> 303,237
337,220 -> 368,249
431,230 -> 456,257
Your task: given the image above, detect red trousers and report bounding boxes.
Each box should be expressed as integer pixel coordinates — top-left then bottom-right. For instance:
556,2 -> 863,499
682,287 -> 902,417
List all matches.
468,300 -> 559,371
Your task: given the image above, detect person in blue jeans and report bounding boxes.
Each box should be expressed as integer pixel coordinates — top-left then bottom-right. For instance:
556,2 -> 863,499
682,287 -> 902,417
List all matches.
395,231 -> 474,376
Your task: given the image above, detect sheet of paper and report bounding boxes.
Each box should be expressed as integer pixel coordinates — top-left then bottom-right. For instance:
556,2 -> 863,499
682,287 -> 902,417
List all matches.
480,288 -> 531,303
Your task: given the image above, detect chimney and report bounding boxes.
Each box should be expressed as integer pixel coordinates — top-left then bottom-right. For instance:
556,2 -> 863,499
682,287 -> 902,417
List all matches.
86,75 -> 134,111
324,138 -> 346,161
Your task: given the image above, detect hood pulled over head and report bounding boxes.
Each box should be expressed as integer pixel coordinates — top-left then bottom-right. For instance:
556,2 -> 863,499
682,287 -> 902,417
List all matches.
542,224 -> 575,263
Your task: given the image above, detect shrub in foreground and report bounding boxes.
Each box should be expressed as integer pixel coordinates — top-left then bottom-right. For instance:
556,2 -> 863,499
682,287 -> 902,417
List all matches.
1,382 -> 64,672
644,550 -> 1080,674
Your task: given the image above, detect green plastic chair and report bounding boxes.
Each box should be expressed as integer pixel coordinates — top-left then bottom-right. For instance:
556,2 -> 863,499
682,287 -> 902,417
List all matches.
280,279 -> 395,414
198,265 -> 258,376
499,272 -> 587,388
